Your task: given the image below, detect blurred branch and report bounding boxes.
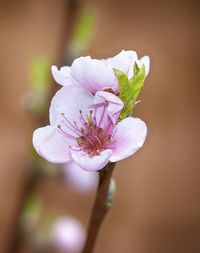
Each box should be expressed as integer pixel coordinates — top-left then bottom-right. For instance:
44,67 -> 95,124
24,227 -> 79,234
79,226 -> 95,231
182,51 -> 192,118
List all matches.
9,1 -> 81,252
60,0 -> 81,65
82,162 -> 116,253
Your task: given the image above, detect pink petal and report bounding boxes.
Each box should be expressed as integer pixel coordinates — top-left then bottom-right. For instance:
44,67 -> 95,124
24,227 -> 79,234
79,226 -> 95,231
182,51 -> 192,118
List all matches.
71,149 -> 112,171
51,65 -> 74,86
94,91 -> 124,124
109,117 -> 147,162
33,126 -> 71,163
71,56 -> 118,94
49,86 -> 93,127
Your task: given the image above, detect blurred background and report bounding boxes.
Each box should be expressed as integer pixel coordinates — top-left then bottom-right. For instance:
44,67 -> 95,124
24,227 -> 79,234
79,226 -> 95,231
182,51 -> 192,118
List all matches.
0,0 -> 200,252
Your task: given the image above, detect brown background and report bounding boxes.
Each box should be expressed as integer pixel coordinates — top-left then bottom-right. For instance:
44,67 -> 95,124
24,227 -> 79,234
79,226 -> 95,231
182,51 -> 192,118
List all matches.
0,0 -> 200,252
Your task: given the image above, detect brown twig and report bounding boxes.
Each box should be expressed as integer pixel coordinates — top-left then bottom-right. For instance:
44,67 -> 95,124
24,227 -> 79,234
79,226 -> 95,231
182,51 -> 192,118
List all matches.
82,162 -> 116,253
9,1 -> 81,253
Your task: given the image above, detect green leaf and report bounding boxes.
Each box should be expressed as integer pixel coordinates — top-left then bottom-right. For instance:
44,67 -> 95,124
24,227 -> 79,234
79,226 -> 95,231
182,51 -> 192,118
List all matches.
113,68 -> 129,97
134,61 -> 140,75
129,63 -> 146,100
114,62 -> 146,120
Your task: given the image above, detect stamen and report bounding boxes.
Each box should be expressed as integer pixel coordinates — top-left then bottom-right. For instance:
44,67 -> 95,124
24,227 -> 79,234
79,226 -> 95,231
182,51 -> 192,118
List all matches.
61,104 -> 113,157
103,116 -> 113,137
69,145 -> 82,151
79,110 -> 87,125
61,120 -> 81,136
61,113 -> 82,135
94,135 -> 102,146
89,102 -> 105,109
57,125 -> 77,139
103,135 -> 111,145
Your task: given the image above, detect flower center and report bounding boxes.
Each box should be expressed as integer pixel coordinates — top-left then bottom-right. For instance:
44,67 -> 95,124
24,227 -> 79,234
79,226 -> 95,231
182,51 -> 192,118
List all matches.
57,102 -> 113,157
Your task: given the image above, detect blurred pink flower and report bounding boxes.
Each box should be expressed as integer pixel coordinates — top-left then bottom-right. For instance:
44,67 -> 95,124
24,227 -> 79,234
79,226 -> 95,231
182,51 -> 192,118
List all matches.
51,50 -> 150,94
51,216 -> 85,253
63,161 -> 98,193
33,86 -> 147,171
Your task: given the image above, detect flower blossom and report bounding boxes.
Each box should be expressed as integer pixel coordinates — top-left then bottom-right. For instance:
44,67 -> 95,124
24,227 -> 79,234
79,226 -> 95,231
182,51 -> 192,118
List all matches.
33,86 -> 147,171
51,50 -> 150,94
63,161 -> 98,193
51,216 -> 85,252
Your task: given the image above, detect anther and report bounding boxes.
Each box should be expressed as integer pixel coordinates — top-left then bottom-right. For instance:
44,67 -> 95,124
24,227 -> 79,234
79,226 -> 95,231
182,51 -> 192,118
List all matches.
77,137 -> 83,145
87,115 -> 90,123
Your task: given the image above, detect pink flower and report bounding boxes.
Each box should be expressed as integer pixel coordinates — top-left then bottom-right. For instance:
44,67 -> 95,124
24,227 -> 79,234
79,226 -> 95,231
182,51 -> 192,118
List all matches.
63,161 -> 98,193
33,86 -> 147,171
51,216 -> 85,253
51,50 -> 150,94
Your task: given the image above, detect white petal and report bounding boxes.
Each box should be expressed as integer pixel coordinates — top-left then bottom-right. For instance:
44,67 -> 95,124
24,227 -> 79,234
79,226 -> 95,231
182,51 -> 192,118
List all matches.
139,56 -> 150,76
71,56 -> 118,94
51,65 -> 74,86
107,50 -> 130,72
33,125 -> 71,163
136,56 -> 150,76
49,86 -> 93,127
